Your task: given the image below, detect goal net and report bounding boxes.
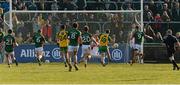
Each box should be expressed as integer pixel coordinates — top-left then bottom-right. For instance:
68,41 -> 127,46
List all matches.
5,11 -> 143,63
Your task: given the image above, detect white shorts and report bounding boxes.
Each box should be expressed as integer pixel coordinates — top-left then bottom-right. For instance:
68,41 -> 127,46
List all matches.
90,46 -> 99,57
35,47 -> 44,53
81,45 -> 91,56
68,46 -> 79,52
133,44 -> 143,53
5,51 -> 14,55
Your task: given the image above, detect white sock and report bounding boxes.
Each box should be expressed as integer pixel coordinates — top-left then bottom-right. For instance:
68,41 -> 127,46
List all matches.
84,59 -> 87,64
141,59 -> 144,64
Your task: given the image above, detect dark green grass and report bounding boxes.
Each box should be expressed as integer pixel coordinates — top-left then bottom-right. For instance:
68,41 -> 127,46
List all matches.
0,63 -> 180,84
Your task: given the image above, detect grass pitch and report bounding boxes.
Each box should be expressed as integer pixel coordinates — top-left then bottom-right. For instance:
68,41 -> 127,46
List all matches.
0,63 -> 180,84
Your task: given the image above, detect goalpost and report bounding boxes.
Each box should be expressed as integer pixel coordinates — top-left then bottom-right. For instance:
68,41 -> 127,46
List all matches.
5,0 -> 143,63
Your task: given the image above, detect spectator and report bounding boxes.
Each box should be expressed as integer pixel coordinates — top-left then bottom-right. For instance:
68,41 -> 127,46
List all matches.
1,0 -> 9,12
171,2 -> 180,21
12,0 -> 18,10
161,11 -> 170,35
39,0 -> 45,10
144,24 -> 156,43
17,1 -> 26,10
51,0 -> 59,10
32,17 -> 40,33
154,13 -> 162,33
15,32 -> 23,44
148,0 -> 157,16
164,0 -> 171,9
171,2 -> 180,32
144,5 -> 153,21
155,0 -> 163,13
126,3 -> 133,10
76,0 -> 87,10
41,19 -> 52,42
37,14 -> 45,28
0,15 -> 3,29
12,13 -> 20,32
154,32 -> 163,43
24,32 -> 32,44
0,7 -> 3,27
62,0 -> 78,10
161,11 -> 170,22
144,12 -> 154,22
176,32 -> 180,41
26,0 -> 37,10
0,7 -> 3,16
160,3 -> 172,19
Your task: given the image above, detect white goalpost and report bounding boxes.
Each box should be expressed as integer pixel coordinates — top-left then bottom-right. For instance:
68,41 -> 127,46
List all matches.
5,0 -> 143,63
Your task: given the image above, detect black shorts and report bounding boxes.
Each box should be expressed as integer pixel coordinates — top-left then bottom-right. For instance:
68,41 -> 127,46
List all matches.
167,50 -> 175,57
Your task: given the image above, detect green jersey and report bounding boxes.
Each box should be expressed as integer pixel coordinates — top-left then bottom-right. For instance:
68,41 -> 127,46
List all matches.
4,35 -> 15,52
0,32 -> 4,43
33,33 -> 45,48
82,32 -> 92,45
68,28 -> 81,46
133,31 -> 144,44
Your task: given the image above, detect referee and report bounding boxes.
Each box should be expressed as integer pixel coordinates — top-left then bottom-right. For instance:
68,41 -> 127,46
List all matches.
163,29 -> 180,70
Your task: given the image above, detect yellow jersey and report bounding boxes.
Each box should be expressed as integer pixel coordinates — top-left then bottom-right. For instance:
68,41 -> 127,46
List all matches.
99,33 -> 111,46
56,30 -> 69,47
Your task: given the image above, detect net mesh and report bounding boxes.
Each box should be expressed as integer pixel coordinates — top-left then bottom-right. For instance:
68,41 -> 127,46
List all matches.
6,12 -> 142,44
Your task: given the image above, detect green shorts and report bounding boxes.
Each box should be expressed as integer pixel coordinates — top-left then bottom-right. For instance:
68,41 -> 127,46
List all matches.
60,47 -> 68,52
99,46 -> 108,53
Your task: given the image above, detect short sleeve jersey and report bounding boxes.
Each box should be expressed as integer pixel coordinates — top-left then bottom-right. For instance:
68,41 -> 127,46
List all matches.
133,31 -> 145,44
99,33 -> 111,46
4,35 -> 15,52
56,30 -> 69,47
163,35 -> 178,52
33,33 -> 45,48
68,28 -> 81,46
82,32 -> 92,45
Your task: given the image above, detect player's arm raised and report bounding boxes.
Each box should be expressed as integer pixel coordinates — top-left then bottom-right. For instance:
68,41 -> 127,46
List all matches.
91,35 -> 98,45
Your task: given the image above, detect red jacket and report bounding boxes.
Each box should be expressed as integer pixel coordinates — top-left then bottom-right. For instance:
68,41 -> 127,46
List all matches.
42,24 -> 52,39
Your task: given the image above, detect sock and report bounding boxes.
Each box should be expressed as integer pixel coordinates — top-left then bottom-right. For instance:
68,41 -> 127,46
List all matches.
63,56 -> 67,64
9,57 -> 12,64
84,59 -> 87,65
74,55 -> 77,64
103,57 -> 105,64
141,59 -> 144,64
172,60 -> 179,68
14,59 -> 18,66
37,57 -> 41,63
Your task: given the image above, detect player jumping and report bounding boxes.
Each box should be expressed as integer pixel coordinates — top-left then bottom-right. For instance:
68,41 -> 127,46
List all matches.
80,25 -> 97,68
32,30 -> 45,66
4,29 -> 18,67
68,22 -> 81,71
56,24 -> 72,71
130,25 -> 153,65
163,29 -> 180,70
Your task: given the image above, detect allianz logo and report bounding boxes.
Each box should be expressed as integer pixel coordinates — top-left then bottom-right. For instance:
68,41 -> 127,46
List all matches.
112,49 -> 122,60
20,48 -> 61,59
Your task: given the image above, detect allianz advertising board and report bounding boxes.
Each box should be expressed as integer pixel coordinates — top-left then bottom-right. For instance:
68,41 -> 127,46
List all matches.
15,44 -> 129,63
